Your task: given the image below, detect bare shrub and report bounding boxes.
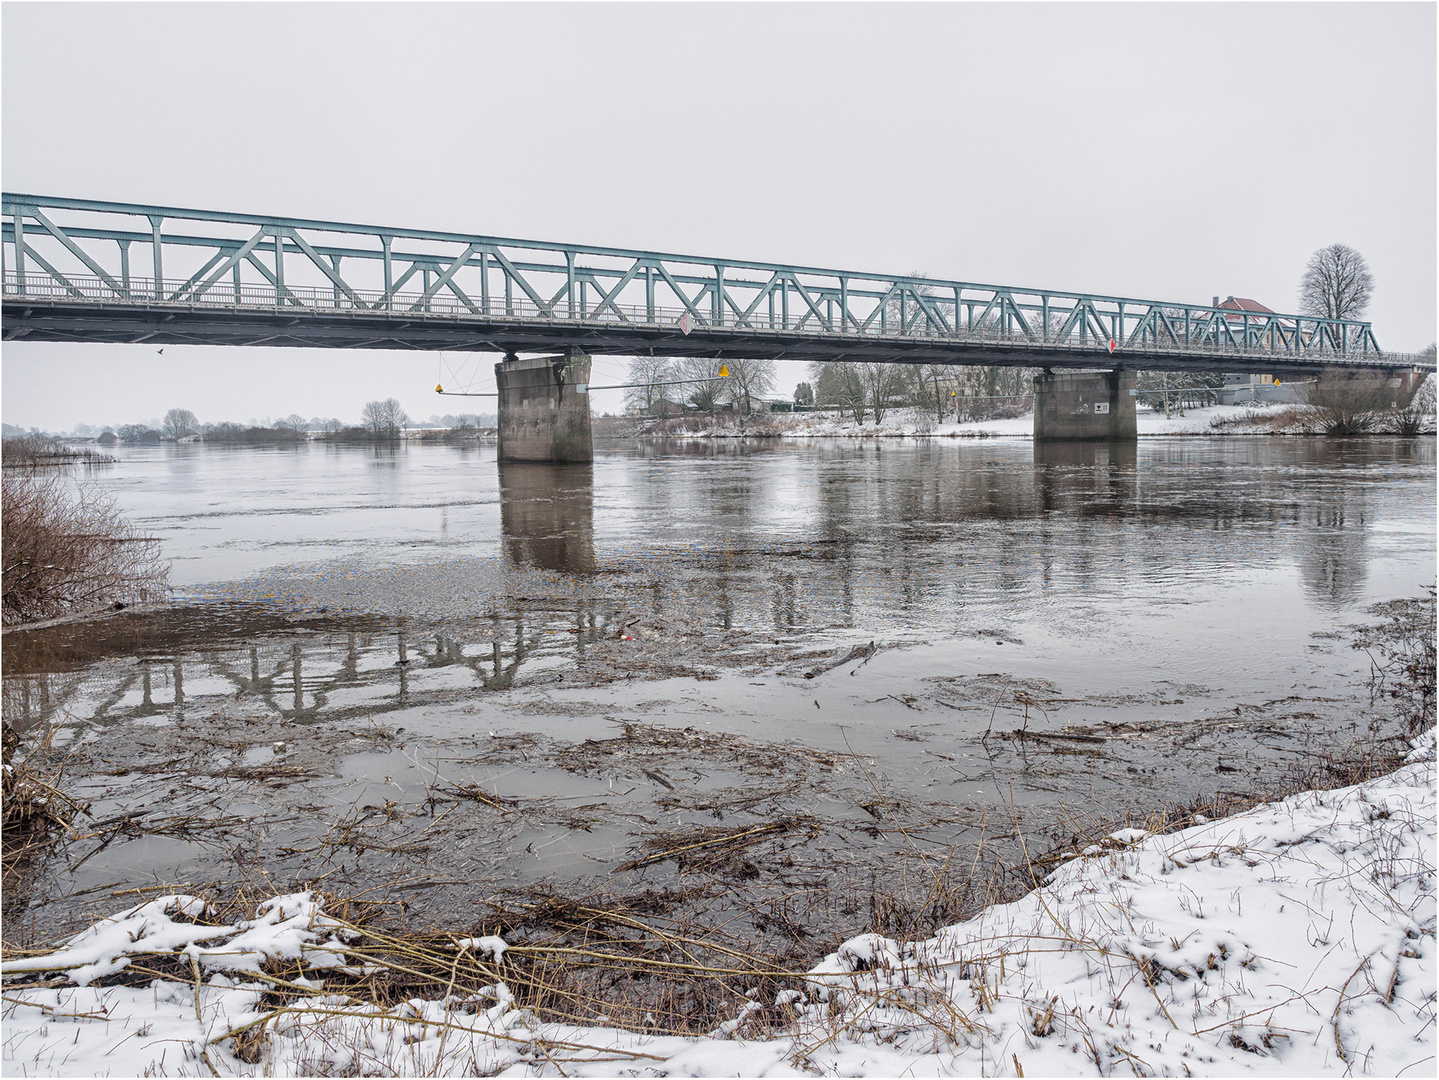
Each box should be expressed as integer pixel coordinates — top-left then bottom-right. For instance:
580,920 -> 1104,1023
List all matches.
1302,366 -> 1399,435
1385,375 -> 1436,436
641,414 -> 731,437
1,470 -> 169,625
738,414 -> 798,437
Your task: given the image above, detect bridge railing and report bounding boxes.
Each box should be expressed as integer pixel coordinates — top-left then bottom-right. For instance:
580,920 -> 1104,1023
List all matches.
4,271 -> 1423,370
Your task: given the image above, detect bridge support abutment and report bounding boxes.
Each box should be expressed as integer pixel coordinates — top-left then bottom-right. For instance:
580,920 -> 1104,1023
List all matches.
496,353 -> 593,463
1033,369 -> 1138,441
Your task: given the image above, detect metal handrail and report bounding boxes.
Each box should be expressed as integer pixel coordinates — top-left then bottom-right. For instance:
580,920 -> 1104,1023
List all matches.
1,271 -> 1426,368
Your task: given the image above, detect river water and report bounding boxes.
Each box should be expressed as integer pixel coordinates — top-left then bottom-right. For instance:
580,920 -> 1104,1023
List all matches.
4,436 -> 1434,947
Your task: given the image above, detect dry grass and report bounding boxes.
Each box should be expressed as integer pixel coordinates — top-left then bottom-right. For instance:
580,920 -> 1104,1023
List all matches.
1,435 -> 114,468
1,467 -> 169,625
0,883 -> 813,1044
1353,586 -> 1436,737
1,723 -> 89,897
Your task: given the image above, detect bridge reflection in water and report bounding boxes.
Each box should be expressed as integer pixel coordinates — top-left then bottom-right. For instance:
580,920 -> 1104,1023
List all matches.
2,438 -> 1423,737
3,468 -> 606,733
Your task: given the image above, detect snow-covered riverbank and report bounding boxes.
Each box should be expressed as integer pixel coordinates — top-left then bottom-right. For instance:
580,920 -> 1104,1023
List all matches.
635,403 -> 1305,440
5,730 -> 1432,1077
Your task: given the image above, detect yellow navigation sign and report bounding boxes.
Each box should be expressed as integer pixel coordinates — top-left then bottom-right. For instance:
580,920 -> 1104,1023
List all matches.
719,365 -> 730,377
435,384 -> 444,393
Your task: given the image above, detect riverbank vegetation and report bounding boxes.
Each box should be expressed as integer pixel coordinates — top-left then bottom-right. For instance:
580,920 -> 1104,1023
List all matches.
0,467 -> 168,626
1,435 -> 114,467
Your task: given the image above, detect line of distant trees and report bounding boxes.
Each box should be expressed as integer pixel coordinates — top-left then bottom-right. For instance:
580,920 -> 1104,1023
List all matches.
622,354 -> 1045,426
53,400 -> 496,446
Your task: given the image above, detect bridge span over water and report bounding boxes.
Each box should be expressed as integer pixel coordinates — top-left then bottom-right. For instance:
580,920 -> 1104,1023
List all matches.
6,194 -> 1431,458
3,194 -> 1430,379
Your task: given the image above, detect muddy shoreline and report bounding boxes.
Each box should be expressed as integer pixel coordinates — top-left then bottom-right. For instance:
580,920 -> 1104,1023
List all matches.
3,596 -> 1407,970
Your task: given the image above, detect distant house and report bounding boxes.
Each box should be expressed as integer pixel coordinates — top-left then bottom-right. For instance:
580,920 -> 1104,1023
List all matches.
1214,296 -> 1301,405
1216,296 -> 1273,320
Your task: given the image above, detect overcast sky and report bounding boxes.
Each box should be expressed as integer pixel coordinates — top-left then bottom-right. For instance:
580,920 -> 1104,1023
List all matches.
3,1 -> 1434,431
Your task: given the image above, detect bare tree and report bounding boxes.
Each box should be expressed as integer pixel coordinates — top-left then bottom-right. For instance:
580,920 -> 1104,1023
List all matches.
947,364 -> 1035,421
676,357 -> 729,412
275,414 -> 308,432
859,363 -> 907,424
361,398 -> 410,440
811,361 -> 867,422
1135,371 -> 1224,416
118,423 -> 161,444
1299,244 -> 1374,322
722,358 -> 775,416
910,365 -> 954,422
623,356 -> 674,417
162,408 -> 198,440
881,272 -> 945,337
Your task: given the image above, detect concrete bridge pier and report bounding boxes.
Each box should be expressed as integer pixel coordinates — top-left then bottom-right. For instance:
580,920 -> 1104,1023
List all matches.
496,352 -> 593,463
1033,369 -> 1138,441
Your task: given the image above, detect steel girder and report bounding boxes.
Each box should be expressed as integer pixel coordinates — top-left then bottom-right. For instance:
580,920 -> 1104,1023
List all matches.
2,193 -> 1428,376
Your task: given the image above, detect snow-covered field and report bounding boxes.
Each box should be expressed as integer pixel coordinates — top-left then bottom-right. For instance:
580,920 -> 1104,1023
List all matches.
5,730 -> 1432,1077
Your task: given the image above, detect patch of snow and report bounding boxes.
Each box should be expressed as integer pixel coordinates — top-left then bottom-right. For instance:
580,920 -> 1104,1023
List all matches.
456,935 -> 508,961
1106,826 -> 1149,844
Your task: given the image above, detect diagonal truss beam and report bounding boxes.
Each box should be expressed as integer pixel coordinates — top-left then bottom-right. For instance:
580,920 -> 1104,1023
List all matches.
286,229 -> 369,310
412,243 -> 480,310
29,208 -> 124,294
15,241 -> 85,298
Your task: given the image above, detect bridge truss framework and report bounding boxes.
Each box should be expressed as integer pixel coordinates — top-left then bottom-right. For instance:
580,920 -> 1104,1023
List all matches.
2,194 -> 1429,377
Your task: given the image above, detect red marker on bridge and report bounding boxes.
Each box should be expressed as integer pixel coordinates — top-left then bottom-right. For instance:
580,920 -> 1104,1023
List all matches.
1108,339 -> 1117,354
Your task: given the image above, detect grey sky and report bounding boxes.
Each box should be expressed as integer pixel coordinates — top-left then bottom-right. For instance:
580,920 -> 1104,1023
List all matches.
3,1 -> 1434,431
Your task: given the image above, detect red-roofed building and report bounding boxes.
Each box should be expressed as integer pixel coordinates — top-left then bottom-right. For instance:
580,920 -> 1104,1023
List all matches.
1216,296 -> 1275,318
1213,297 -> 1302,404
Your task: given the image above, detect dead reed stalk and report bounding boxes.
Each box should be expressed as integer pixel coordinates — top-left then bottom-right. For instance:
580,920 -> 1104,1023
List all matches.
2,723 -> 88,893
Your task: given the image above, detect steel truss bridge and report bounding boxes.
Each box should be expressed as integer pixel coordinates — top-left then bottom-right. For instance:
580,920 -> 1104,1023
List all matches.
2,194 -> 1429,377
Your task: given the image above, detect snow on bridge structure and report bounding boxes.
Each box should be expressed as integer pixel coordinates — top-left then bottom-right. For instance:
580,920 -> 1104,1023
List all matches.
3,194 -> 1431,458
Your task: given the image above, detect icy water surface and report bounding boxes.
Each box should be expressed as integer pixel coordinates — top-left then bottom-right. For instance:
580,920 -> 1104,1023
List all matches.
3,436 -> 1434,946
